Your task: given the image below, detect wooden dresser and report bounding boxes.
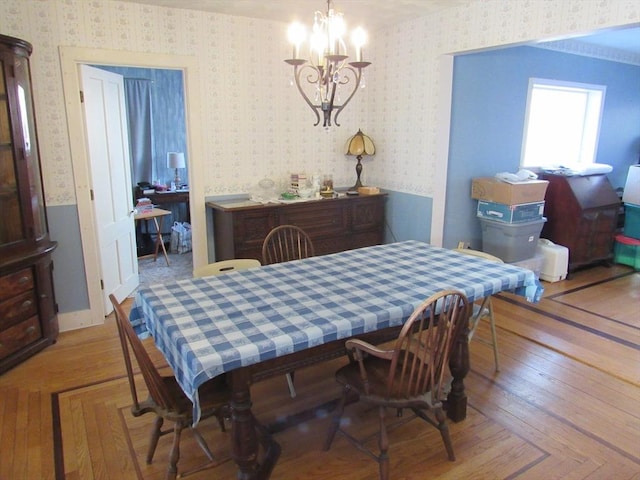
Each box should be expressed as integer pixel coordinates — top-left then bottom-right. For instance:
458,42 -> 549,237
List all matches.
540,173 -> 619,272
0,35 -> 58,374
206,194 -> 386,261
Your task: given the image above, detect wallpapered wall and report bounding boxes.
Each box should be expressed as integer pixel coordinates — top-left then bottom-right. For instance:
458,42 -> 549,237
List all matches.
0,0 -> 367,206
0,0 -> 637,326
1,0 -> 636,206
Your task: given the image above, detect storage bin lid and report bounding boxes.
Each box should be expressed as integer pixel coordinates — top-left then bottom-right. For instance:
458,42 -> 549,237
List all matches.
615,234 -> 640,246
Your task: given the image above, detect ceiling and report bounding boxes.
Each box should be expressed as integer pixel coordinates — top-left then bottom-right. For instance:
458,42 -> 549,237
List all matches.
119,0 -> 639,56
118,0 -> 476,31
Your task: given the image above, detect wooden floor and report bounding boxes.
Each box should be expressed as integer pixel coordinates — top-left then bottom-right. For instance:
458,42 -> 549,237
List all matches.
1,264 -> 638,479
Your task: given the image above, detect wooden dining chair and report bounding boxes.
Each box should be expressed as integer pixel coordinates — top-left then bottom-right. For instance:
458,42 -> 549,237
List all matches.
323,289 -> 471,480
109,294 -> 231,480
261,224 -> 315,266
454,246 -> 503,371
261,224 -> 315,397
193,258 -> 261,278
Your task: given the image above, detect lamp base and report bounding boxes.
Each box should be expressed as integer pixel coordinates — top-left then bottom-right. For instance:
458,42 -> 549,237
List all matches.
351,155 -> 363,191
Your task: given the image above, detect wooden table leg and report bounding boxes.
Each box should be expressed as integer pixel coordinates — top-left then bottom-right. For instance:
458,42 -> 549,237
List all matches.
152,216 -> 170,266
446,324 -> 470,422
230,369 -> 280,480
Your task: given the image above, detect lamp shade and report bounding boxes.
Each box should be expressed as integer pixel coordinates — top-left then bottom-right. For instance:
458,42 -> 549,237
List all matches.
167,152 -> 185,169
345,129 -> 375,157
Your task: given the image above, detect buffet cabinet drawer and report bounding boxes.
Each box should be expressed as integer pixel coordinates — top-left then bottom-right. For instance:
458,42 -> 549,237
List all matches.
0,267 -> 34,301
208,194 -> 386,261
0,290 -> 38,330
0,316 -> 42,360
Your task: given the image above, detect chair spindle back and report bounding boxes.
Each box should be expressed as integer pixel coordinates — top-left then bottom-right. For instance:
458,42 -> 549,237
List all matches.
262,225 -> 315,265
387,290 -> 470,400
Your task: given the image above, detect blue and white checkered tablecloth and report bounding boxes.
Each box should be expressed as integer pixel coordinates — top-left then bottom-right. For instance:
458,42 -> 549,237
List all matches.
129,240 -> 541,422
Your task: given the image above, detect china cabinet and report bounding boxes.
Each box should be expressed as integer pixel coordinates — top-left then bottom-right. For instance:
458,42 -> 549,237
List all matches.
0,34 -> 57,373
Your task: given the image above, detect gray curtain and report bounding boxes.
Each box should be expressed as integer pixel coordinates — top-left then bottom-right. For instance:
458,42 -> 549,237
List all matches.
124,79 -> 154,186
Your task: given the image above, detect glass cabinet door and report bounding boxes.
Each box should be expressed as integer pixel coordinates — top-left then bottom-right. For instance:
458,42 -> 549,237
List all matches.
13,54 -> 47,241
0,57 -> 24,246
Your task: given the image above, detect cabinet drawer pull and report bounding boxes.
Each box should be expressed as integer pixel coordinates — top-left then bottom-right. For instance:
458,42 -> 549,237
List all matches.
22,300 -> 33,309
26,326 -> 36,336
18,276 -> 30,285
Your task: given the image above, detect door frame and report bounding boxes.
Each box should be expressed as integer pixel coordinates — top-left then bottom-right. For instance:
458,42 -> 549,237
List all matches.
59,46 -> 205,326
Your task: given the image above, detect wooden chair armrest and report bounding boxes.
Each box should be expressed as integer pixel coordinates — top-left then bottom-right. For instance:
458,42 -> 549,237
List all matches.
345,338 -> 394,361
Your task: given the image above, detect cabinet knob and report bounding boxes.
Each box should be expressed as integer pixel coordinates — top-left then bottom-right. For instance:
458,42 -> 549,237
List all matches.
26,326 -> 36,336
18,276 -> 30,285
21,300 -> 33,309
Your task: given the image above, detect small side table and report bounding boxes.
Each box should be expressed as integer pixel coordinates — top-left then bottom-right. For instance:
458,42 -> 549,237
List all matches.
134,208 -> 171,266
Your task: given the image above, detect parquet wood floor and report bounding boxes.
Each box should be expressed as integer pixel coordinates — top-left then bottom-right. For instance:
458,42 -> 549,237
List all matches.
0,264 -> 638,479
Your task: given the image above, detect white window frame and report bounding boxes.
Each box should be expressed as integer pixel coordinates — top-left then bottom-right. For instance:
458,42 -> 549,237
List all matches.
520,78 -> 606,169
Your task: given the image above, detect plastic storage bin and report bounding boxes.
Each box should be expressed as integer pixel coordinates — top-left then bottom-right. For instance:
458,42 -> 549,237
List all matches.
623,203 -> 640,240
614,234 -> 640,270
479,217 -> 546,262
536,239 -> 568,282
509,250 -> 544,279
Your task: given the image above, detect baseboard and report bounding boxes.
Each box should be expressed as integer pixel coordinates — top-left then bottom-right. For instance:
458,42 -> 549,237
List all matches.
58,309 -> 104,332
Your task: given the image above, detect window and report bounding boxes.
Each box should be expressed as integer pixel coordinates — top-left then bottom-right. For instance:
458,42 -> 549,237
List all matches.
521,78 -> 605,169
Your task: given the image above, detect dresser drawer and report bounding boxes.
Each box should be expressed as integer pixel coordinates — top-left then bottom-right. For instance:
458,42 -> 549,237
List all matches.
0,316 -> 42,360
0,290 -> 38,330
0,268 -> 34,302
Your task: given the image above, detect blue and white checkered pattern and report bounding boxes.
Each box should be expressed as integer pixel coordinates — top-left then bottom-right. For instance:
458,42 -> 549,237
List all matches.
129,240 -> 541,422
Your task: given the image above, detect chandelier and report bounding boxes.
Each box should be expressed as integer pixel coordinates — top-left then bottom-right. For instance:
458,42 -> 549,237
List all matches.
285,0 -> 371,128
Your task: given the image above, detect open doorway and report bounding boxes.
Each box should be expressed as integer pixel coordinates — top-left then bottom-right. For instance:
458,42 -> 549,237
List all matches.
93,64 -> 194,287
60,46 -> 206,325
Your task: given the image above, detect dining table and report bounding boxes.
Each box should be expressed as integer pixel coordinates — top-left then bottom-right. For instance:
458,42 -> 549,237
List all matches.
129,240 -> 542,479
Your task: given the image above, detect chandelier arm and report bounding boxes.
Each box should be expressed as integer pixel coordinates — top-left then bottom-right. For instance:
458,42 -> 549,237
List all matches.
293,64 -> 322,126
333,65 -> 363,127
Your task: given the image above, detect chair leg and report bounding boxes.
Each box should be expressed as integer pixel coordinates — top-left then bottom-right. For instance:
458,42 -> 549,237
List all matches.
323,387 -> 348,451
434,408 -> 456,461
191,426 -> 215,462
378,406 -> 389,480
286,372 -> 296,398
147,415 -> 164,464
487,300 -> 500,372
166,421 -> 184,480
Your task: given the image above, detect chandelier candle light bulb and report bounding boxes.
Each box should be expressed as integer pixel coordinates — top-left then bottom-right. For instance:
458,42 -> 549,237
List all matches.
285,0 -> 371,128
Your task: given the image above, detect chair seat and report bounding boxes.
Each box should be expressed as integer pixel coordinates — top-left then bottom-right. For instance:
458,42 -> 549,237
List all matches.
336,358 -> 437,408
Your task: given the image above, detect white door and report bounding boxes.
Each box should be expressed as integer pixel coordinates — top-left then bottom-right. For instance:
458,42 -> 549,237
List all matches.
80,64 -> 138,313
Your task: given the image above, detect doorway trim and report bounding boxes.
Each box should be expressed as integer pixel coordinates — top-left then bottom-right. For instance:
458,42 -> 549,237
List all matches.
59,46 -> 205,327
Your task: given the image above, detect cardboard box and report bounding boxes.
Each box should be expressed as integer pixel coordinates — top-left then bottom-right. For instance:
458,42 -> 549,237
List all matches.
477,200 -> 545,223
471,177 -> 549,204
622,165 -> 640,205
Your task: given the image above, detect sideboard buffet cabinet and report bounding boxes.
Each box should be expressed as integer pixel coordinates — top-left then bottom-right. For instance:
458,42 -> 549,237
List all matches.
0,35 -> 58,374
206,193 -> 386,261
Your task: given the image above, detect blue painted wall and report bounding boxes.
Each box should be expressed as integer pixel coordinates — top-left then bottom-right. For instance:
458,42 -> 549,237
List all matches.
445,46 -> 640,250
48,205 -> 89,312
